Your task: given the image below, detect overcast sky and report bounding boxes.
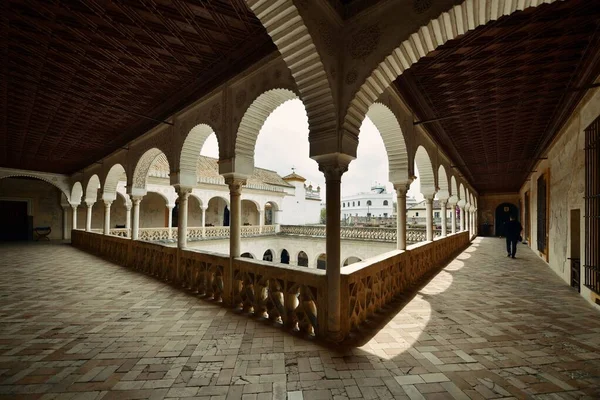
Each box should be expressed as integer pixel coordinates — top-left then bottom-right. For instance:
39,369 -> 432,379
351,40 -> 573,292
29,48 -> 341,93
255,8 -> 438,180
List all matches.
201,99 -> 424,202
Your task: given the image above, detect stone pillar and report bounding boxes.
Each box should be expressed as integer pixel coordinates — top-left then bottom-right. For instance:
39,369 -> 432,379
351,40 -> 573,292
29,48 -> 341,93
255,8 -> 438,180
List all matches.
425,196 -> 434,241
465,205 -> 470,235
259,210 -> 265,233
440,199 -> 448,237
225,178 -> 245,258
62,206 -> 69,239
125,204 -> 132,237
459,205 -> 465,232
103,200 -> 112,235
131,196 -> 142,240
201,206 -> 207,238
176,188 -> 192,249
317,156 -> 350,341
85,201 -> 93,232
167,205 -> 174,239
71,204 -> 78,231
394,184 -> 408,250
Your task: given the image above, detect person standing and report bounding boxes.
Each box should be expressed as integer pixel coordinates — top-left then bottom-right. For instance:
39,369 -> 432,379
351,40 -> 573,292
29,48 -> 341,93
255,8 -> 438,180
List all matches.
504,215 -> 523,258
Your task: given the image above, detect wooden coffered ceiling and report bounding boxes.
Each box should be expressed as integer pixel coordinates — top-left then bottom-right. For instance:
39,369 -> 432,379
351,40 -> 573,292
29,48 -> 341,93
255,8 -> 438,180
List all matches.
1,0 -> 275,173
396,0 -> 600,194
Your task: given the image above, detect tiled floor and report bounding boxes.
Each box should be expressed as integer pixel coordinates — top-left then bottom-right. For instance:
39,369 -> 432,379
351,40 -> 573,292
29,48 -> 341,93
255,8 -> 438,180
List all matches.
0,238 -> 599,400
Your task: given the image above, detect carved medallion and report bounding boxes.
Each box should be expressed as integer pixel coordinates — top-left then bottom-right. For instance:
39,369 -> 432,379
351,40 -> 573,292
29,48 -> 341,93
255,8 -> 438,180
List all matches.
350,25 -> 380,60
414,0 -> 432,14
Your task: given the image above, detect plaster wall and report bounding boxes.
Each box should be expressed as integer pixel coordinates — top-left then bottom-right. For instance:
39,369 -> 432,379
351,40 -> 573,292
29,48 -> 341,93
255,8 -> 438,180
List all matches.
280,181 -> 322,225
519,87 -> 600,309
139,192 -> 168,228
0,177 -> 64,240
188,196 -> 203,227
477,194 -> 520,236
184,235 -> 395,269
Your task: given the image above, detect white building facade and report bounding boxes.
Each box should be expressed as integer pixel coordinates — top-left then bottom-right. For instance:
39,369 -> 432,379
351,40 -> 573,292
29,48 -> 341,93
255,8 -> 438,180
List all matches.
280,172 -> 322,225
342,185 -> 394,220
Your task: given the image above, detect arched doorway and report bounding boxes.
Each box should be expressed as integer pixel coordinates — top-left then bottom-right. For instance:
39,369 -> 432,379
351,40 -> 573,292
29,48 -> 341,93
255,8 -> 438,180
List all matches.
495,203 -> 519,237
263,250 -> 274,262
223,205 -> 230,227
280,249 -> 290,264
297,251 -> 309,267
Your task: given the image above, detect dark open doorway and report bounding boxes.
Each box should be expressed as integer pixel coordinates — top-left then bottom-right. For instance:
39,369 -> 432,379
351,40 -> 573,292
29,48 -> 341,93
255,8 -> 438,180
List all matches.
495,203 -> 518,237
0,200 -> 29,241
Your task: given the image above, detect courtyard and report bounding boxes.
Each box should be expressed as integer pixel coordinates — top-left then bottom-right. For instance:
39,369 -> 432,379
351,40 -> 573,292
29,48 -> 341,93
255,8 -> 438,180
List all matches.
0,237 -> 598,399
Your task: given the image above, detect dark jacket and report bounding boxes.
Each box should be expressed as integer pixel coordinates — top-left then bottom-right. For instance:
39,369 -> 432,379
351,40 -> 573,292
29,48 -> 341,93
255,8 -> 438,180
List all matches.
504,220 -> 522,239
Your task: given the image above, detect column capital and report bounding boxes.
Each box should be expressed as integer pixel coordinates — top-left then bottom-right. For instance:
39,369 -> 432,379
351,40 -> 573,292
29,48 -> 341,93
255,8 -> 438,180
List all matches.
439,198 -> 448,207
103,200 -> 113,208
315,153 -> 353,182
175,186 -> 193,198
85,200 -> 94,208
125,204 -> 132,211
423,195 -> 434,203
131,195 -> 143,205
225,176 -> 246,195
393,182 -> 411,195
167,204 -> 175,210
70,203 -> 78,210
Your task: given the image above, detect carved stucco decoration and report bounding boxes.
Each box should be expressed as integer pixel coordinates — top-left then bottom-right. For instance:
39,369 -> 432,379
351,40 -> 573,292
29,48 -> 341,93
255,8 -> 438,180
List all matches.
349,25 -> 381,60
209,103 -> 221,124
236,90 -> 247,109
414,0 -> 433,14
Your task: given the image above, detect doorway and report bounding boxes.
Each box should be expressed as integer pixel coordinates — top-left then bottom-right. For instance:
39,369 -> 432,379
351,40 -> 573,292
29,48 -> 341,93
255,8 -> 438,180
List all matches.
0,200 -> 29,241
223,206 -> 230,226
494,203 -> 518,236
570,209 -> 581,292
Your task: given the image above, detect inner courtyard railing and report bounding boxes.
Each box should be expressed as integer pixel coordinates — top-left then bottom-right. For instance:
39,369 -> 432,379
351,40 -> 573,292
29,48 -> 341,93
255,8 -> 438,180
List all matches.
280,225 -> 441,243
72,229 -> 469,341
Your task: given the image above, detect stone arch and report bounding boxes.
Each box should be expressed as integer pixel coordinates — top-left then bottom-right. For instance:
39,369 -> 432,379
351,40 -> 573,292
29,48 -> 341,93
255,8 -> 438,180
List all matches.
103,164 -> 126,201
179,123 -> 217,186
343,256 -> 362,267
189,193 -> 204,208
84,175 -> 101,203
116,191 -> 131,207
208,195 -> 230,208
365,102 -> 410,183
0,171 -> 70,201
437,165 -> 449,199
450,176 -> 458,199
147,190 -> 170,206
246,1 -> 336,151
414,146 -> 436,196
235,88 -> 298,171
343,0 -> 559,138
132,148 -> 169,191
71,182 -> 83,205
459,183 -> 466,205
241,199 -> 260,225
297,251 -> 309,267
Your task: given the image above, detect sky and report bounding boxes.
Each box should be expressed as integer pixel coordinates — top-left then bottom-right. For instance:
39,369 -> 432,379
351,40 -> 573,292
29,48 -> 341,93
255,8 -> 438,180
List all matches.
201,99 -> 424,203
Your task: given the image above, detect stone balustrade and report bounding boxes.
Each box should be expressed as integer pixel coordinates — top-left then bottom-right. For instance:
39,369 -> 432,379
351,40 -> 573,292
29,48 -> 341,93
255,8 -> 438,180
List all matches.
340,232 -> 470,336
280,225 -> 441,243
71,229 -> 470,341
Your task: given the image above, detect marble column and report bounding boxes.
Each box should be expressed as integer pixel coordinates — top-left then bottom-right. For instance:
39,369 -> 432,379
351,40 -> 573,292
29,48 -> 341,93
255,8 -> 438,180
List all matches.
71,204 -> 78,231
167,205 -> 174,239
259,210 -> 265,233
85,201 -> 93,232
103,200 -> 112,235
425,196 -> 434,241
201,206 -> 207,238
440,199 -> 448,237
465,205 -> 471,235
125,204 -> 132,237
394,184 -> 408,250
318,157 -> 349,341
225,178 -> 245,258
131,196 -> 142,240
176,188 -> 191,249
459,205 -> 465,232
62,206 -> 69,239
449,201 -> 457,234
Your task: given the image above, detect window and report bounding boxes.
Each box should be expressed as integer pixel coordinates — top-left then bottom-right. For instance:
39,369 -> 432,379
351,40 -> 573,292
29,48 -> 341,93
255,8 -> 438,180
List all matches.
434,212 -> 440,218
585,116 -> 599,294
342,202 -> 345,208
367,200 -> 372,206
367,213 -> 371,217
352,201 -> 355,207
383,213 -> 388,218
383,200 -> 388,206
358,201 -> 360,206
416,212 -> 419,217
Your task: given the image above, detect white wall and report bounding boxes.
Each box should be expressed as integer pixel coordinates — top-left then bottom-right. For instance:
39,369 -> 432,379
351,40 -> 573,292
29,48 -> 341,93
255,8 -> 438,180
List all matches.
519,87 -> 600,309
281,180 -> 321,225
341,192 -> 394,219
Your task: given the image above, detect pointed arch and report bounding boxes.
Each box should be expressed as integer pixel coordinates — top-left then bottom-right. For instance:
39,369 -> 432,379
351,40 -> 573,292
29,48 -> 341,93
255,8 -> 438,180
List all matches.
414,146 -> 436,196
246,1 -> 336,148
180,124 -> 216,185
103,164 -> 126,201
71,182 -> 83,205
84,175 -> 101,203
132,148 -> 169,191
366,103 -> 410,183
437,165 -> 449,199
343,0 -> 561,138
235,89 -> 298,171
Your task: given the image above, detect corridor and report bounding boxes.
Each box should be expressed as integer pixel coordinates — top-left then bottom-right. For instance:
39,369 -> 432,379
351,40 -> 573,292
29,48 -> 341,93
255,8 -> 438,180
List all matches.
0,238 -> 598,399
